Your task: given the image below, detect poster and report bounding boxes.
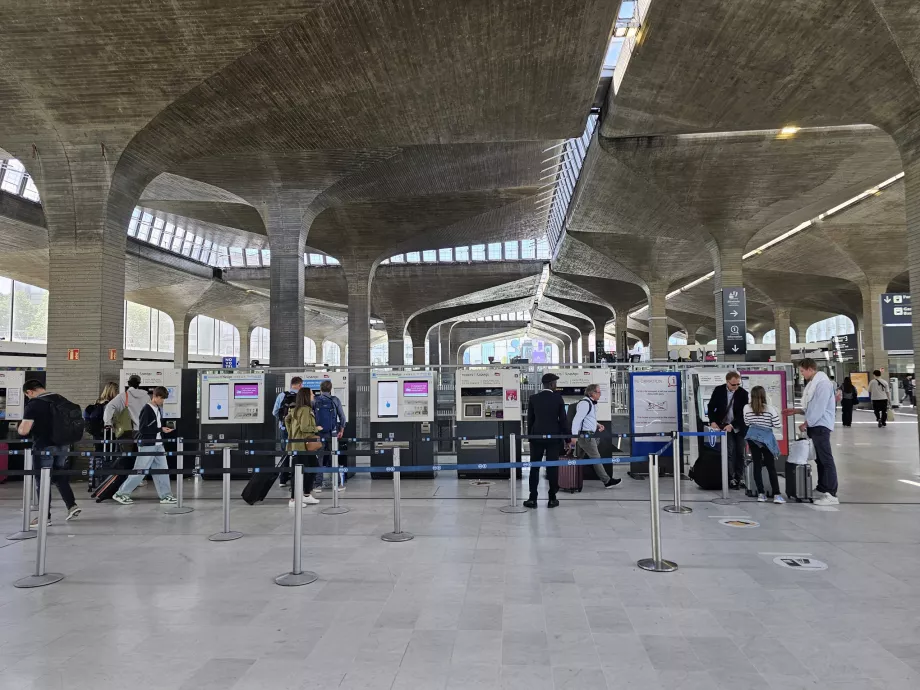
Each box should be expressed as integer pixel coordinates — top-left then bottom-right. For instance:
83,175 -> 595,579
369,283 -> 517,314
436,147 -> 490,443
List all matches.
630,372 -> 682,457
741,370 -> 789,455
850,372 -> 870,402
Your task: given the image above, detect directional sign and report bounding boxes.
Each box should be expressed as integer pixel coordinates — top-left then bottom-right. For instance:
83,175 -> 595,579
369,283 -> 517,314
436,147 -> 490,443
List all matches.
721,288 -> 747,356
881,293 -> 913,353
832,334 -> 859,363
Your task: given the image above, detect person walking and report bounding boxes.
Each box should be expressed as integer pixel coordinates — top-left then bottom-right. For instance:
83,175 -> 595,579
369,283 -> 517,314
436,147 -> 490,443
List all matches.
707,371 -> 749,489
907,375 -> 916,407
273,377 -> 303,486
839,377 -> 857,427
743,386 -> 785,504
868,370 -> 890,428
103,374 -> 149,438
285,387 -> 322,507
112,387 -> 177,505
784,358 -> 839,506
524,373 -> 568,509
570,383 -> 620,488
313,380 -> 347,492
17,380 -> 84,526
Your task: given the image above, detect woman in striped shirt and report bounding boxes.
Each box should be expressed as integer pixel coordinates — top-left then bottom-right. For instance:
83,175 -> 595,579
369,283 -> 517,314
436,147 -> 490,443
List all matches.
743,386 -> 785,503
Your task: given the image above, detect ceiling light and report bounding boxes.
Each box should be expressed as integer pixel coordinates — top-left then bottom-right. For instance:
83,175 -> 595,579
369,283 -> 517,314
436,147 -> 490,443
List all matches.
625,26 -> 638,38
780,126 -> 800,135
614,26 -> 627,38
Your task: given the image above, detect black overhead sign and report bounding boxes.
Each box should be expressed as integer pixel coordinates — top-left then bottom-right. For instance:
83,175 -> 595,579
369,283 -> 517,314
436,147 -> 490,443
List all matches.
832,334 -> 859,363
721,288 -> 747,356
880,293 -> 913,353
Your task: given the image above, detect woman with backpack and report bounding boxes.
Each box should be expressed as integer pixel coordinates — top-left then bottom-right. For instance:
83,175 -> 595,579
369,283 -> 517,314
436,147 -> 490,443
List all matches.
839,377 -> 858,427
285,387 -> 323,507
743,385 -> 785,504
85,382 -> 118,439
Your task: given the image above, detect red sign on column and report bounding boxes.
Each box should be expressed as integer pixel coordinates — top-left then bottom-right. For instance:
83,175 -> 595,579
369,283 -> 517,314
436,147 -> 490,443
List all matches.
67,349 -> 80,361
109,348 -> 117,361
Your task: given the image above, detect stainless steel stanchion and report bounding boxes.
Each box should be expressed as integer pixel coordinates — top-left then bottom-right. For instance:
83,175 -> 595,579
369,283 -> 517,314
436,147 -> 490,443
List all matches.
15,467 -> 64,588
209,447 -> 242,541
165,440 -> 193,515
500,433 -> 527,514
275,465 -> 319,586
8,449 -> 37,541
381,448 -> 413,542
664,431 -> 692,514
712,431 -> 737,505
637,454 -> 678,573
322,437 -> 348,515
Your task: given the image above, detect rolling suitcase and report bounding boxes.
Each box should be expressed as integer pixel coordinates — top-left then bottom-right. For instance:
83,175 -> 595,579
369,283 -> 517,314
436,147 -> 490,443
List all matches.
784,461 -> 813,503
557,460 -> 583,493
743,460 -> 773,498
241,453 -> 286,505
0,442 -> 8,484
91,429 -> 136,502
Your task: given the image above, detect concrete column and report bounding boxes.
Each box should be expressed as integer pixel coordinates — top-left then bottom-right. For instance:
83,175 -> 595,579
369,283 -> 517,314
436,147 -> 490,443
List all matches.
773,308 -> 792,363
712,245 -> 745,362
386,325 -> 405,366
237,325 -> 253,367
613,318 -> 628,360
647,285 -> 669,360
580,330 -> 592,362
412,339 -> 427,366
427,330 -> 440,366
860,281 -> 888,373
170,313 -> 192,368
345,263 -> 372,437
594,317 -> 609,359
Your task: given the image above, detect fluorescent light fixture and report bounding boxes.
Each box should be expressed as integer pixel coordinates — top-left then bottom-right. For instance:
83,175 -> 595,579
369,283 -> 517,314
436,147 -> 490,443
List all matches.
625,26 -> 638,38
780,126 -> 800,135
899,479 -> 920,488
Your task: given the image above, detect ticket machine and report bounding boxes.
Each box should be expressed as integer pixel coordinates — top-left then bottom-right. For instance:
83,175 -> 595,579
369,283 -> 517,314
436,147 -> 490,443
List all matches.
1,370 -> 45,479
370,371 -> 435,479
284,371 -> 350,474
455,368 -> 522,478
119,367 -> 198,440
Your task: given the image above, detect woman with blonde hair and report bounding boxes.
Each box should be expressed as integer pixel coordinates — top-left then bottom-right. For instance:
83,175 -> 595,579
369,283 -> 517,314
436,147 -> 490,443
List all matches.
285,387 -> 323,507
743,386 -> 784,503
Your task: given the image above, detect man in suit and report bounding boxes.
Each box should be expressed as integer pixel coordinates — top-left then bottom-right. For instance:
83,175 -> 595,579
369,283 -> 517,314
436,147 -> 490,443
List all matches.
707,370 -> 749,489
524,373 -> 569,508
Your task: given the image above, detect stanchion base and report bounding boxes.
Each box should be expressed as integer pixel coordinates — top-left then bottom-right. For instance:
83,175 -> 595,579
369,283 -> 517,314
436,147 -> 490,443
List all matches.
663,505 -> 693,514
381,531 -> 414,542
14,572 -> 64,588
164,507 -> 194,515
711,498 -> 738,505
499,505 -> 529,514
321,506 -> 350,515
637,558 -> 678,573
274,570 -> 319,587
208,531 -> 243,542
6,531 -> 37,541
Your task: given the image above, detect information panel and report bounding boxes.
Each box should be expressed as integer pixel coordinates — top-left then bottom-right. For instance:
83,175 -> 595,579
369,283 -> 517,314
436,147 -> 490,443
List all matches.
284,371 -> 349,412
630,371 -> 681,458
119,368 -> 182,419
721,288 -> 748,356
200,371 -> 266,424
455,368 -> 522,422
370,371 -> 434,422
0,370 -> 26,420
881,293 -> 913,353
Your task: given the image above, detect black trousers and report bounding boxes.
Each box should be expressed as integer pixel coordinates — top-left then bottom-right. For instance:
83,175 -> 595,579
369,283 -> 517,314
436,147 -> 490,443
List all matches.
841,400 -> 854,426
528,439 -> 561,500
749,442 -> 780,496
872,399 -> 888,426
723,427 -> 746,482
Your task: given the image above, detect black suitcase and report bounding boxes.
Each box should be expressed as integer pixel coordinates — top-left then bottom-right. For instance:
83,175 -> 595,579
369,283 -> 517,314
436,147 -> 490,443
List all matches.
92,456 -> 135,502
689,448 -> 723,491
241,454 -> 286,505
784,461 -> 813,503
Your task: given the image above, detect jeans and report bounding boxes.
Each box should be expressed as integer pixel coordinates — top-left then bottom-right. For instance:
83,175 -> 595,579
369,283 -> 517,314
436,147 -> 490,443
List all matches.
528,439 -> 560,500
749,442 -> 780,496
575,437 -> 610,482
872,400 -> 888,426
807,426 -> 838,497
35,445 -> 77,515
117,443 -> 172,498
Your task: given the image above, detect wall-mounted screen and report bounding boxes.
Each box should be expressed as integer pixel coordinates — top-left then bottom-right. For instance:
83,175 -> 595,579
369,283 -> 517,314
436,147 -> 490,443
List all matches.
208,383 -> 230,419
233,383 -> 260,399
464,403 -> 483,418
378,381 -> 399,417
403,380 -> 429,397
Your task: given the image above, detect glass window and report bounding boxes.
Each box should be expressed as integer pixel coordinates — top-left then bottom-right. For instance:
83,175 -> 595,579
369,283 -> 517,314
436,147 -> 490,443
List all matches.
391,254 -> 405,263
504,241 -> 519,260
455,246 -> 470,262
245,248 -> 260,267
618,0 -> 636,19
22,177 -> 40,202
370,342 -> 387,366
171,227 -> 186,252
468,344 -> 482,365
487,243 -> 502,260
309,253 -> 325,265
323,341 -> 341,366
261,249 -> 271,266
12,281 -> 48,343
229,247 -> 244,267
0,276 -> 12,341
438,248 -> 453,262
250,327 -> 270,362
471,244 -> 486,261
521,239 -> 536,259
1,159 -> 25,195
188,318 -> 198,354
406,252 -> 420,263
218,321 -> 238,356
137,213 -> 154,242
304,337 -> 317,364
326,256 -> 339,265
196,315 -> 215,355
149,217 -> 164,245
125,302 -> 152,351
422,250 -> 436,262
499,313 -> 509,321
160,223 -> 175,248
536,237 -> 550,259
127,210 -> 140,238
157,311 -> 174,352
190,244 -> 202,261
181,239 -> 193,256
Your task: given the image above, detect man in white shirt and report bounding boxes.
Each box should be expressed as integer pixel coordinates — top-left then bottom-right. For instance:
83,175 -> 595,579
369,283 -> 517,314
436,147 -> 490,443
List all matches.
867,369 -> 890,428
570,384 -> 621,488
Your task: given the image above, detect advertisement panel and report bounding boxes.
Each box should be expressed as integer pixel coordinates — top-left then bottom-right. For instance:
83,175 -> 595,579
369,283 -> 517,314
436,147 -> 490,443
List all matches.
630,371 -> 681,458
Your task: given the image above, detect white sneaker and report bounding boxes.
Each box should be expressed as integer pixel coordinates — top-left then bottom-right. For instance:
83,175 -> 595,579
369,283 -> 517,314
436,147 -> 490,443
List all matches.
773,495 -> 786,504
814,494 -> 840,506
303,494 -> 320,505
312,486 -> 322,494
757,494 -> 767,502
335,485 -> 346,493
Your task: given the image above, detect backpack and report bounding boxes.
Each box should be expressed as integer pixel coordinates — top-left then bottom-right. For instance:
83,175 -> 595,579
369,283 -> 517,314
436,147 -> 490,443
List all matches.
83,403 -> 106,439
566,397 -> 592,436
313,394 -> 338,433
44,394 -> 85,446
278,391 -> 298,429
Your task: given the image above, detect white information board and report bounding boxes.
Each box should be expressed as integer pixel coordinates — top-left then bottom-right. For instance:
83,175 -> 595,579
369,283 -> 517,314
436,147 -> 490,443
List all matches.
455,368 -> 522,422
543,368 -> 611,420
370,371 -> 435,422
284,371 -> 349,412
120,368 -> 182,420
200,371 -> 266,424
0,370 -> 26,420
631,373 -> 680,433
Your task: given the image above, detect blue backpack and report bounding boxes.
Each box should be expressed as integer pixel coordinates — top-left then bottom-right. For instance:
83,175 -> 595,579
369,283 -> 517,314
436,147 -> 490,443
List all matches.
313,395 -> 338,433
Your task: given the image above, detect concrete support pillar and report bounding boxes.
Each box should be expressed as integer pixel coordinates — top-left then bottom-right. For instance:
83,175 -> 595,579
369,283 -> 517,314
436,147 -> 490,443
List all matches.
860,282 -> 889,373
712,245 -> 745,362
647,285 -> 669,360
170,313 -> 192,368
613,318 -> 628,360
386,325 -> 405,366
345,263 -> 372,436
580,331 -> 592,362
427,330 -> 440,366
237,325 -> 253,367
412,340 -> 426,367
774,308 -> 792,363
593,317 -> 609,360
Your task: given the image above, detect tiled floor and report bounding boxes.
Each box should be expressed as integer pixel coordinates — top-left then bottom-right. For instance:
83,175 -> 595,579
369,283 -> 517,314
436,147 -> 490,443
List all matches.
2,411 -> 920,689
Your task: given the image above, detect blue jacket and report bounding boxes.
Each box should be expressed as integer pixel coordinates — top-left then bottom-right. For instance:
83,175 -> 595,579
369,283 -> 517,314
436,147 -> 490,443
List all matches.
745,424 -> 779,458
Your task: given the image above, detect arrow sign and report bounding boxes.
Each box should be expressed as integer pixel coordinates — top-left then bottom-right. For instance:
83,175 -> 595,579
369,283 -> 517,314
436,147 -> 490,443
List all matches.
730,310 -> 739,317
884,296 -> 891,303
721,288 -> 748,356
732,345 -> 739,352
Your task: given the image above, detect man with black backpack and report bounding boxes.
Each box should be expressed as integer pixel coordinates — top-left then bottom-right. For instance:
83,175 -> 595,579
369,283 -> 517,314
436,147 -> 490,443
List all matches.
313,380 -> 347,491
273,377 -> 303,486
17,379 -> 84,526
569,383 -> 621,488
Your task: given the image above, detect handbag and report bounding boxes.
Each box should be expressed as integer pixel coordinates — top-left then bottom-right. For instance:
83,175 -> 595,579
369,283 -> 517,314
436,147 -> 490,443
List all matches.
113,392 -> 133,439
788,438 -> 814,465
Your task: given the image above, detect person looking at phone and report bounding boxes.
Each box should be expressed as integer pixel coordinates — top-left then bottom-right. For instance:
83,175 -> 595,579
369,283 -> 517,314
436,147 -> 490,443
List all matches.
112,386 -> 177,505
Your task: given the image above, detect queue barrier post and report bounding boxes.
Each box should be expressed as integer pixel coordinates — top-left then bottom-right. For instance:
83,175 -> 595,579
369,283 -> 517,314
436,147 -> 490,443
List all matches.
499,433 -> 527,514
275,465 -> 319,587
14,467 -> 64,588
664,431 -> 692,514
7,449 -> 37,541
208,447 -> 242,541
165,439 -> 193,515
322,437 -> 348,515
712,430 -> 737,505
637,454 -> 678,573
382,448 -> 413,542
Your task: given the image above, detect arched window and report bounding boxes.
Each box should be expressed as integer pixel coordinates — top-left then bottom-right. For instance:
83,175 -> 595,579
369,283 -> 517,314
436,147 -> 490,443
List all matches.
370,341 -> 387,365
669,333 -> 687,346
746,333 -> 756,345
250,327 -> 270,362
806,315 -> 855,343
124,302 -> 174,352
323,341 -> 342,366
404,335 -> 413,365
762,328 -> 797,345
188,316 -> 239,357
0,276 -> 48,344
304,337 -> 317,364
